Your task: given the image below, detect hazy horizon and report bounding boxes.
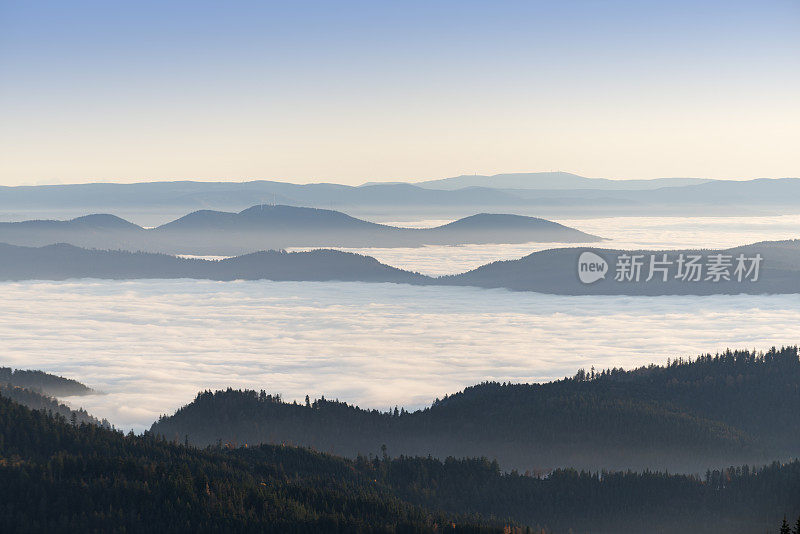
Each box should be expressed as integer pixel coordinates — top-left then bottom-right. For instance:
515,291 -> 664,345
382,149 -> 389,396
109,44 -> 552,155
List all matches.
2,1 -> 798,186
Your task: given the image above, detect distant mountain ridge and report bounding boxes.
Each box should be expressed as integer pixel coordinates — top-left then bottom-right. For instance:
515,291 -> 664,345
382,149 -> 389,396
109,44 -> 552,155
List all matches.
413,172 -> 714,190
2,175 -> 799,224
0,204 -> 602,255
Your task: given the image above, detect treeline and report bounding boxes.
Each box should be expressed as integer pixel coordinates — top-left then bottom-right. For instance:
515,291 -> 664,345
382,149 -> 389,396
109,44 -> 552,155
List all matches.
151,347 -> 800,473
777,516 -> 800,534
2,395 -> 798,533
377,456 -> 800,533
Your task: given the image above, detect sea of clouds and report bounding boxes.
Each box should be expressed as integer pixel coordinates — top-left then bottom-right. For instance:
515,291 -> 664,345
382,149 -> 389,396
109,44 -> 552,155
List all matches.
2,279 -> 799,432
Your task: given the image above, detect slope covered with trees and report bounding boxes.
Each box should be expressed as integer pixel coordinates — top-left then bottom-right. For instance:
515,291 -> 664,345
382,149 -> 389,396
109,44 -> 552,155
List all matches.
0,367 -> 102,427
1,394 -> 798,533
152,347 -> 800,473
0,395 -> 502,534
0,384 -> 105,427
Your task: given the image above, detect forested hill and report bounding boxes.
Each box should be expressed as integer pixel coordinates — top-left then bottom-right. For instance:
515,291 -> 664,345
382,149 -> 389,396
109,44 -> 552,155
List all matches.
152,347 -> 800,474
2,394 -> 799,533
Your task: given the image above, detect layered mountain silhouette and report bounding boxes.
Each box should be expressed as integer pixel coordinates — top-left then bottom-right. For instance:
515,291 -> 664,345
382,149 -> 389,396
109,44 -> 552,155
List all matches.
2,175 -> 799,223
0,205 -> 601,255
1,240 -> 799,295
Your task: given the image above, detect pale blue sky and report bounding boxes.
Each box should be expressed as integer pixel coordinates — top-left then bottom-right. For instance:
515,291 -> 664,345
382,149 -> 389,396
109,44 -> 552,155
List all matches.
1,0 -> 798,185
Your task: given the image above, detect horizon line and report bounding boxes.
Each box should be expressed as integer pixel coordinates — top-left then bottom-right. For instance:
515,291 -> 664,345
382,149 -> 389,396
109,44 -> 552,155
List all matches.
5,172 -> 800,189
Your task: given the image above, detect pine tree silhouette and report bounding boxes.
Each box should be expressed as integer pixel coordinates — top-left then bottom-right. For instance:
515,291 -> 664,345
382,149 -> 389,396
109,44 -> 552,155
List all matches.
780,516 -> 791,534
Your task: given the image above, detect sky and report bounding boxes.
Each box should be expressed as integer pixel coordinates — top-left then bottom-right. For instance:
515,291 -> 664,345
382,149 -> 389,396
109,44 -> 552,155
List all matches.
0,0 -> 798,186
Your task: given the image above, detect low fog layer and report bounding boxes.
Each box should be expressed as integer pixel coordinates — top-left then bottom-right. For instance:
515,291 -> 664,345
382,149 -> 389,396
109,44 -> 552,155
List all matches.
2,279 -> 799,432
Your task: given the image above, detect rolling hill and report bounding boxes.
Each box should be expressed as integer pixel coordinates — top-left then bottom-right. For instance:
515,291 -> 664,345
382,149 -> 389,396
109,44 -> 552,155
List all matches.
0,205 -> 602,255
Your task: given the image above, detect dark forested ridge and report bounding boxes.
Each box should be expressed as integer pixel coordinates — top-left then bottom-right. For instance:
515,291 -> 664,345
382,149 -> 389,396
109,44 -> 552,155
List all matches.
1,394 -> 798,534
0,204 -> 601,255
152,347 -> 800,474
0,366 -> 93,397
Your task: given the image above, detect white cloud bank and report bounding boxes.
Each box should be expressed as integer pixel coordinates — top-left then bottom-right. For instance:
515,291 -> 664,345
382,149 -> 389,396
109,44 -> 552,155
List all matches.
2,279 -> 799,432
